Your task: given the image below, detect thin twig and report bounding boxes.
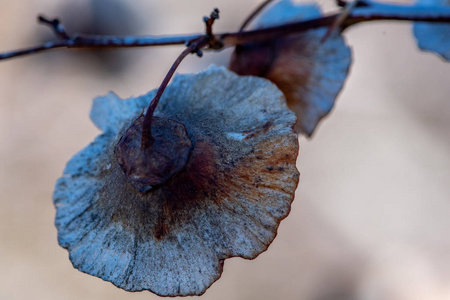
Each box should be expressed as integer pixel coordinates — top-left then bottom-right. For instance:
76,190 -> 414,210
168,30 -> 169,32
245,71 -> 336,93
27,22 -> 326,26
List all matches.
221,14 -> 338,47
202,8 -> 223,50
38,16 -> 70,39
0,43 -> 68,60
222,5 -> 450,46
1,3 -> 450,61
204,8 -> 220,37
239,0 -> 274,31
0,33 -> 203,61
342,4 -> 450,29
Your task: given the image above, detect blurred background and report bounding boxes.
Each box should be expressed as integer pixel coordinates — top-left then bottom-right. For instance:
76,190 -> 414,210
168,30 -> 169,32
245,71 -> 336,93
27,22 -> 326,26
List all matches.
1,0 -> 450,299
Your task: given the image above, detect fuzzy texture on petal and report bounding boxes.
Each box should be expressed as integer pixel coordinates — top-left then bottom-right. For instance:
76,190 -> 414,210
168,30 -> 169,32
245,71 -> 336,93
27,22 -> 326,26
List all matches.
230,0 -> 352,136
53,66 -> 299,296
413,0 -> 450,61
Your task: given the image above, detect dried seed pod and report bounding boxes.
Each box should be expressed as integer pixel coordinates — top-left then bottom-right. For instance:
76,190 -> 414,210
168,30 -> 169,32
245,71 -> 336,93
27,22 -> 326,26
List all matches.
115,115 -> 192,192
53,66 -> 299,296
230,0 -> 352,136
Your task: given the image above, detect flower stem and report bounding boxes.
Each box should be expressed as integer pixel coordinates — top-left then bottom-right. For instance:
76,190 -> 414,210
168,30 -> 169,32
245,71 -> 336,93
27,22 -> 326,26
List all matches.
239,0 -> 274,31
140,37 -> 208,149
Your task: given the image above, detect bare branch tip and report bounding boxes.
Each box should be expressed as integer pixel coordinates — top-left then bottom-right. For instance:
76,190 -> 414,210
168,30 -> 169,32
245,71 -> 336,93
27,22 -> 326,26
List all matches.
37,14 -> 70,40
37,15 -> 55,26
203,8 -> 221,37
211,8 -> 220,20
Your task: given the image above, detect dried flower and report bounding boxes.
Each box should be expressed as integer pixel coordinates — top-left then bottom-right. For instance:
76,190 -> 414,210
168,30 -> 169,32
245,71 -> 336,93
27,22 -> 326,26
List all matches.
53,66 -> 299,296
230,0 -> 352,136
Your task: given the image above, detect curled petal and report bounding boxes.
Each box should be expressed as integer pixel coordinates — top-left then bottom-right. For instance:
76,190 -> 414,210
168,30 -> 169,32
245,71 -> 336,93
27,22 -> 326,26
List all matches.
54,66 -> 300,296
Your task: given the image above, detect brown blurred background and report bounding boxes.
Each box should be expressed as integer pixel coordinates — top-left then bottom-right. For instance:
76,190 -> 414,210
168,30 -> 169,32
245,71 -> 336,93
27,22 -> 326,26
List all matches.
1,0 -> 450,299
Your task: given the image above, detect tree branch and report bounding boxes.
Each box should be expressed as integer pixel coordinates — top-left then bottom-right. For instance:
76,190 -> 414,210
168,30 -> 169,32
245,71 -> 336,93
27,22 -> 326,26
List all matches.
343,1 -> 450,29
0,15 -> 203,61
221,5 -> 450,46
1,1 -> 450,61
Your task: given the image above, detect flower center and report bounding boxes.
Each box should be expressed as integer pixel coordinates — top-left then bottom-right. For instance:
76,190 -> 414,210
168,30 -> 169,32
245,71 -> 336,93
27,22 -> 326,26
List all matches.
115,115 -> 192,193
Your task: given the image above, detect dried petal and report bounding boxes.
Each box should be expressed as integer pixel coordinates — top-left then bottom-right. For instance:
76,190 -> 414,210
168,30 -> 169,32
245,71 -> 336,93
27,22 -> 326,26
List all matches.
230,0 -> 352,136
413,0 -> 450,61
53,66 -> 299,296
